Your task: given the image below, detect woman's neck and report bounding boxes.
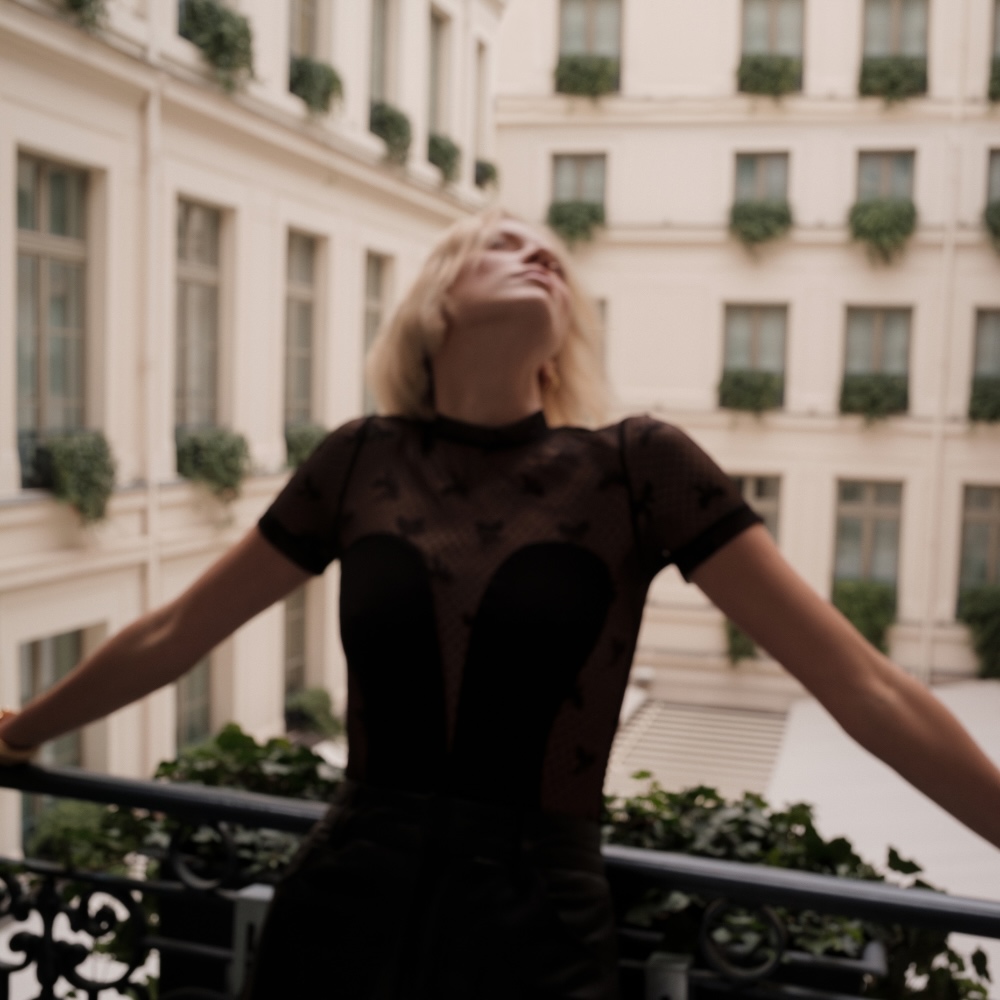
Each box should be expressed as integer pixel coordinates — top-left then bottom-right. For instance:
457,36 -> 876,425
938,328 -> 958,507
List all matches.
432,350 -> 545,427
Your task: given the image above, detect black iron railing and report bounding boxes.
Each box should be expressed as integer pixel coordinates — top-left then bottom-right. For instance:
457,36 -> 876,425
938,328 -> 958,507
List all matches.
1,764 -> 998,1000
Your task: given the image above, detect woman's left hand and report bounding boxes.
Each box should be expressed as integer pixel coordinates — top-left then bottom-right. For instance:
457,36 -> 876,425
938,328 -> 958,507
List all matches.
0,710 -> 38,766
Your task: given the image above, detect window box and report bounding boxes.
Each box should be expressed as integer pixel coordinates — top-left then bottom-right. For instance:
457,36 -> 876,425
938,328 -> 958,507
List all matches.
178,0 -> 254,92
718,371 -> 784,412
839,373 -> 908,420
369,100 -> 412,165
985,200 -> 1000,252
546,200 -> 605,245
475,159 -> 499,189
285,424 -> 327,469
289,56 -> 342,114
62,0 -> 106,29
175,427 -> 250,500
859,55 -> 927,100
555,54 -> 620,97
34,431 -> 116,523
737,54 -> 802,96
729,200 -> 793,246
848,198 -> 917,263
957,585 -> 1000,679
832,580 -> 896,653
428,133 -> 461,184
970,377 -> 1000,422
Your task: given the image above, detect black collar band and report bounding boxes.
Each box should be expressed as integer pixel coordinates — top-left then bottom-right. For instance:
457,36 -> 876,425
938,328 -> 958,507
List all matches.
428,410 -> 549,448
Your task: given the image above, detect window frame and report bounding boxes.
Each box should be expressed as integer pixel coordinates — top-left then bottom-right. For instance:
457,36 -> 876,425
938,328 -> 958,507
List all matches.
363,251 -> 390,415
844,307 -> 912,376
974,310 -> 1000,379
731,474 -> 781,539
551,153 -> 607,205
285,230 -> 317,427
370,0 -> 395,104
862,0 -> 929,57
558,0 -> 623,59
857,151 -> 916,201
176,655 -> 213,751
723,304 -> 788,374
741,0 -> 805,57
284,586 -> 309,697
988,150 -> 1000,204
428,7 -> 450,135
289,0 -> 319,60
734,152 -> 790,202
833,480 -> 904,585
958,485 -> 1000,591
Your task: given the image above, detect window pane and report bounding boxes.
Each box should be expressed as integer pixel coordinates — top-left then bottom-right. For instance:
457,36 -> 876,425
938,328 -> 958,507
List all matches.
560,0 -> 587,54
593,0 -> 621,57
858,154 -> 883,201
763,155 -> 788,201
285,300 -> 313,425
846,310 -> 875,374
580,156 -> 606,203
725,308 -> 753,370
775,0 -> 804,56
835,516 -> 864,579
975,312 -> 1000,377
965,486 -> 997,511
177,658 -> 212,750
874,482 -> 902,506
371,0 -> 389,100
553,156 -> 578,201
735,155 -> 758,202
864,0 -> 892,56
959,522 -> 992,588
48,167 -> 86,239
881,311 -> 909,375
289,0 -> 317,59
288,233 -> 315,285
990,152 -> 1000,203
743,0 -> 771,54
995,0 -> 1000,56
47,261 -> 86,432
756,476 -> 780,500
840,480 -> 865,503
17,256 -> 39,434
178,202 -> 220,266
900,0 -> 927,56
757,308 -> 786,373
871,517 -> 900,583
890,154 -> 914,199
17,156 -> 38,231
176,282 -> 218,429
284,588 -> 307,696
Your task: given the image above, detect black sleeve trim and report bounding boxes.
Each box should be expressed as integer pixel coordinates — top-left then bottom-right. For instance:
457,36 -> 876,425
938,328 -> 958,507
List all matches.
257,511 -> 332,576
671,504 -> 763,581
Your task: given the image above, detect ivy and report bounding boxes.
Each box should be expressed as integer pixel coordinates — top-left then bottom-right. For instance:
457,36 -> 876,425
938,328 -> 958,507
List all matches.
475,159 -> 499,189
289,56 -> 342,114
369,100 -> 412,165
839,373 -> 909,421
718,371 -> 784,413
859,56 -> 927,102
554,54 -> 620,98
725,619 -> 756,663
984,200 -> 1000,253
176,427 -> 250,500
546,200 -> 605,245
737,55 -> 802,97
969,376 -> 1000,422
729,200 -> 793,246
832,579 -> 896,653
285,423 -> 328,468
849,198 -> 917,264
179,0 -> 254,92
957,586 -> 1000,679
35,430 -> 116,523
428,133 -> 461,184
285,688 -> 343,739
62,0 -> 106,30
991,57 -> 1000,102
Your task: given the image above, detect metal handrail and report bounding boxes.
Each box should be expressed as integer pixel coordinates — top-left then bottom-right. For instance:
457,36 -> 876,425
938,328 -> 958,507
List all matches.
2,762 -> 999,938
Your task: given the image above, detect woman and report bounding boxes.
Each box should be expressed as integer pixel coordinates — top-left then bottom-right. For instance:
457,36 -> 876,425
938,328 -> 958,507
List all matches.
1,209 -> 999,999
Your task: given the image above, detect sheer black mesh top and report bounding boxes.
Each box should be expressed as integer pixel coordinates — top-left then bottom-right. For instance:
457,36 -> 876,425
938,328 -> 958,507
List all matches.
258,412 -> 761,820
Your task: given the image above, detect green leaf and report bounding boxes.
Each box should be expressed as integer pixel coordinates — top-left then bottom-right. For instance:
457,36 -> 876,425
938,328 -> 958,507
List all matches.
849,198 -> 917,263
546,200 -> 605,245
554,55 -> 620,97
737,55 -> 802,96
887,846 -> 922,875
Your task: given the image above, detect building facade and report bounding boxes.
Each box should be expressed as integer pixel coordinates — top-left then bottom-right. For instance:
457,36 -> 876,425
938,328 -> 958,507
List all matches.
0,0 -> 505,854
496,0 -> 1000,792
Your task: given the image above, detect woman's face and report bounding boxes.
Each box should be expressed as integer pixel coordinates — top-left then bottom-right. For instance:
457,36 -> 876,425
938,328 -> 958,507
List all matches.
443,218 -> 572,362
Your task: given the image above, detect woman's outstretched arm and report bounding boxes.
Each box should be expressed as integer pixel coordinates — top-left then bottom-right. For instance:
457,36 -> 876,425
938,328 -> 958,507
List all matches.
0,526 -> 311,755
691,523 -> 1000,850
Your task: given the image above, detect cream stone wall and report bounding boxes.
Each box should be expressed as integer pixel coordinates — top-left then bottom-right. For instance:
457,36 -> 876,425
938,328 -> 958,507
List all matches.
0,0 -> 505,855
496,0 -> 1000,697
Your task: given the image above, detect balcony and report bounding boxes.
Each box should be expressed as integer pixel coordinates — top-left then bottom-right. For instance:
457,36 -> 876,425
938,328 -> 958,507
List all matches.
2,763 -> 997,999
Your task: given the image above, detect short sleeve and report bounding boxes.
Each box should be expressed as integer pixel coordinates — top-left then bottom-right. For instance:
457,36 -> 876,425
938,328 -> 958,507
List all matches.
621,415 -> 762,580
257,417 -> 368,574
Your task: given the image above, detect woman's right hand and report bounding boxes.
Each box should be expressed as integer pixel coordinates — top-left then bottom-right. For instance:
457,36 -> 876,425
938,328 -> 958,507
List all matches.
0,710 -> 39,766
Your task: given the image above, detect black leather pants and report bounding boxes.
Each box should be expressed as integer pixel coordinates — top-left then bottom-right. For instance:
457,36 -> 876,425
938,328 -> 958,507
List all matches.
242,780 -> 621,999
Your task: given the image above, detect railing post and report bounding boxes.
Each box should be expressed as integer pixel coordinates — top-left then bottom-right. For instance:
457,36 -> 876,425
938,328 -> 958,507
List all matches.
644,951 -> 690,1000
227,883 -> 274,997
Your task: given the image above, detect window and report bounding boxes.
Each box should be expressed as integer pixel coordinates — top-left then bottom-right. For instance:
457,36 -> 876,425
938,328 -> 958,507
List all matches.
363,253 -> 389,414
290,0 -> 318,60
845,309 -> 910,376
863,0 -> 928,57
858,152 -> 915,201
553,155 -> 606,205
974,311 -> 1000,380
732,476 -> 781,538
958,486 -> 1000,591
989,150 -> 1000,203
429,9 -> 448,134
742,0 -> 804,57
834,481 -> 902,584
724,306 -> 787,374
177,656 -> 212,750
284,587 -> 308,696
175,201 -> 221,431
285,232 -> 316,427
16,154 -> 88,486
474,42 -> 489,160
559,0 -> 621,58
735,153 -> 789,202
370,0 -> 391,103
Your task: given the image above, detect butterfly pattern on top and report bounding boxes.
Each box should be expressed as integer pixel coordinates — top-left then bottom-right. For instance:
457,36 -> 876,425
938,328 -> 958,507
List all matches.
258,411 -> 761,820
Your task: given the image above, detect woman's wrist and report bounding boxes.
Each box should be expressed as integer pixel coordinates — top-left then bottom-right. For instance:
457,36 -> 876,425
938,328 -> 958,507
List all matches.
0,710 -> 39,763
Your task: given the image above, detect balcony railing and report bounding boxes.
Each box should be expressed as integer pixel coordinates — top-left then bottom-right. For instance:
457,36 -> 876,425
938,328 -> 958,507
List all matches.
1,763 -> 998,999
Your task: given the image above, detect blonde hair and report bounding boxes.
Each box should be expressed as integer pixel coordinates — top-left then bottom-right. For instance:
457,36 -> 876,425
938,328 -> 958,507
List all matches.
365,208 -> 609,428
